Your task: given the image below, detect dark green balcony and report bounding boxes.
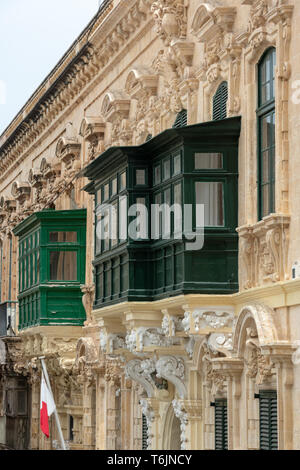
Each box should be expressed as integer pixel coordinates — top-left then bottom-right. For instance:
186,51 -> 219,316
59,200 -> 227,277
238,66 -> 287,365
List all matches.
83,117 -> 241,308
13,209 -> 86,330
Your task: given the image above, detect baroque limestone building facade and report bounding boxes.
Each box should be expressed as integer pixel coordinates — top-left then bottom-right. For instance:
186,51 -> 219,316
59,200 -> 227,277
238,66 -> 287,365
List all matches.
0,0 -> 300,450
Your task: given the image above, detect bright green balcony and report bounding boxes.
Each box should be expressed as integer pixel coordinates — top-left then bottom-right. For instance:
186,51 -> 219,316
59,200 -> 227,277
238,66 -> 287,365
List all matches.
13,209 -> 86,330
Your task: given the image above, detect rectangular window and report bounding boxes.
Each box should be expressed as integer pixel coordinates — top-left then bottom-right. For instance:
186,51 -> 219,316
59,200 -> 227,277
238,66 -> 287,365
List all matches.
50,251 -> 77,281
154,165 -> 161,185
111,200 -> 118,248
163,159 -> 171,181
195,182 -> 224,227
49,232 -> 77,243
174,182 -> 182,235
195,153 -> 223,170
120,171 -> 126,191
136,169 -> 146,186
111,177 -> 118,196
104,183 -> 109,201
259,390 -> 278,450
96,188 -> 102,206
173,153 -> 181,175
259,111 -> 275,218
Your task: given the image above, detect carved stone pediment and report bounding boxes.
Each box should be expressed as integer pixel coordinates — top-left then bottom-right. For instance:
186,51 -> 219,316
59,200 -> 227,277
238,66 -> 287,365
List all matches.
56,137 -> 81,170
156,355 -> 186,398
150,0 -> 187,46
101,91 -> 131,122
11,181 -> 31,204
125,67 -> 158,100
28,168 -> 43,189
191,5 -> 236,43
79,116 -> 106,141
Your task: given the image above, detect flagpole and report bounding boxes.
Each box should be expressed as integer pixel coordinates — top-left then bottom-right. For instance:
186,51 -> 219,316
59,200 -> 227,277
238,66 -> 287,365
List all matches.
40,357 -> 67,450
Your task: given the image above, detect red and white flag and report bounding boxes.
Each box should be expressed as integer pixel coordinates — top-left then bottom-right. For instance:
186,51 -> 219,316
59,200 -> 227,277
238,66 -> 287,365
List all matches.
40,371 -> 56,438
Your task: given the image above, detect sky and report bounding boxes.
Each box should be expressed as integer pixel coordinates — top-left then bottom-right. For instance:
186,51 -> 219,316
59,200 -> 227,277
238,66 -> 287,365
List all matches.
0,0 -> 100,135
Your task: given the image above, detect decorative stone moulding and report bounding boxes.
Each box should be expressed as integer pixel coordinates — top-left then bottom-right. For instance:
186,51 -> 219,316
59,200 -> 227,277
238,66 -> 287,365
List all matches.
125,358 -> 156,398
125,67 -> 159,100
125,327 -> 177,353
80,116 -> 106,161
156,355 -> 186,399
192,306 -> 235,331
99,329 -> 126,354
101,91 -> 131,122
172,399 -> 188,450
161,312 -> 184,337
40,157 -> 61,180
28,168 -> 43,189
191,5 -> 236,42
208,333 -> 233,355
238,214 -> 290,289
150,0 -> 188,46
55,136 -> 81,170
1,197 -> 16,213
11,181 -> 31,204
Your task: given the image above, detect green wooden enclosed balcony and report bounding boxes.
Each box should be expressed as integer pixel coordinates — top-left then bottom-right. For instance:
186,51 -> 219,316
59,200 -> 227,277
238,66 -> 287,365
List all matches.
83,117 -> 241,308
13,210 -> 86,330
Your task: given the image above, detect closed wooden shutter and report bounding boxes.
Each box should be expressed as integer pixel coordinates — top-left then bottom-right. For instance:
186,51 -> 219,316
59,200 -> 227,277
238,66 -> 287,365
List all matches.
213,82 -> 228,121
173,109 -> 187,128
214,399 -> 228,450
259,390 -> 278,450
142,414 -> 148,450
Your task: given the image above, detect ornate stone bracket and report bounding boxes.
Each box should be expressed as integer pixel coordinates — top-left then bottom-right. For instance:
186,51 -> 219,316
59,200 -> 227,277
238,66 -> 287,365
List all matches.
125,358 -> 156,397
156,355 -> 186,398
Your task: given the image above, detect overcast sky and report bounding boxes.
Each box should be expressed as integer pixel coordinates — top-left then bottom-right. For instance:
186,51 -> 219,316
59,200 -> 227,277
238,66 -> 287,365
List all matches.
0,0 -> 100,134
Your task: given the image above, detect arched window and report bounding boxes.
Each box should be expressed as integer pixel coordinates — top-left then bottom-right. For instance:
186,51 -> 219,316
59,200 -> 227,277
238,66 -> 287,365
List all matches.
172,109 -> 187,128
212,82 -> 228,121
257,48 -> 276,220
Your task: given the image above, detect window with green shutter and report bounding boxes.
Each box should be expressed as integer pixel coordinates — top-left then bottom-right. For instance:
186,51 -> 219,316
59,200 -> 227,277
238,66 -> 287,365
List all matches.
214,399 -> 228,450
257,48 -> 276,220
258,390 -> 278,450
142,414 -> 148,450
213,82 -> 228,121
173,109 -> 187,128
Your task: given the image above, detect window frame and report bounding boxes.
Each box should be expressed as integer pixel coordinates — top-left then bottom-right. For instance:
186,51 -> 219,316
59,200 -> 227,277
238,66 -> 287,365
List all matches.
257,47 -> 276,221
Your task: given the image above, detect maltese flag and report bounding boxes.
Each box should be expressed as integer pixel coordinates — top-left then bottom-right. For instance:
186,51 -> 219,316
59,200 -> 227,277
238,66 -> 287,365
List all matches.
40,371 -> 56,438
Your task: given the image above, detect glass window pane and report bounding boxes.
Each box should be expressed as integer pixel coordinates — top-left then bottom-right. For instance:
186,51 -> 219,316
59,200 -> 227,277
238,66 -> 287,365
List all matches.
195,182 -> 224,227
174,183 -> 182,234
104,183 -> 109,201
50,251 -> 77,281
173,154 -> 181,175
195,153 -> 223,169
262,151 -> 270,184
111,202 -> 118,247
154,165 -> 161,185
49,232 -> 77,242
136,169 -> 146,185
111,178 -> 118,196
120,172 -> 126,191
163,160 -> 170,180
262,184 -> 270,218
96,188 -> 102,206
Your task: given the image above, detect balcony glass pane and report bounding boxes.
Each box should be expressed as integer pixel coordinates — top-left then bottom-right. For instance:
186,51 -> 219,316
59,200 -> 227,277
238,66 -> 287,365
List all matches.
195,153 -> 223,169
50,251 -> 77,280
49,232 -> 77,242
195,182 -> 224,227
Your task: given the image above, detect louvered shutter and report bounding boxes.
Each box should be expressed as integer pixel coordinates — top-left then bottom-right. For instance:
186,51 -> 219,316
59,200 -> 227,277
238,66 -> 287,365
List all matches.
214,399 -> 228,450
213,82 -> 228,121
259,390 -> 278,450
142,414 -> 148,450
173,109 -> 187,128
